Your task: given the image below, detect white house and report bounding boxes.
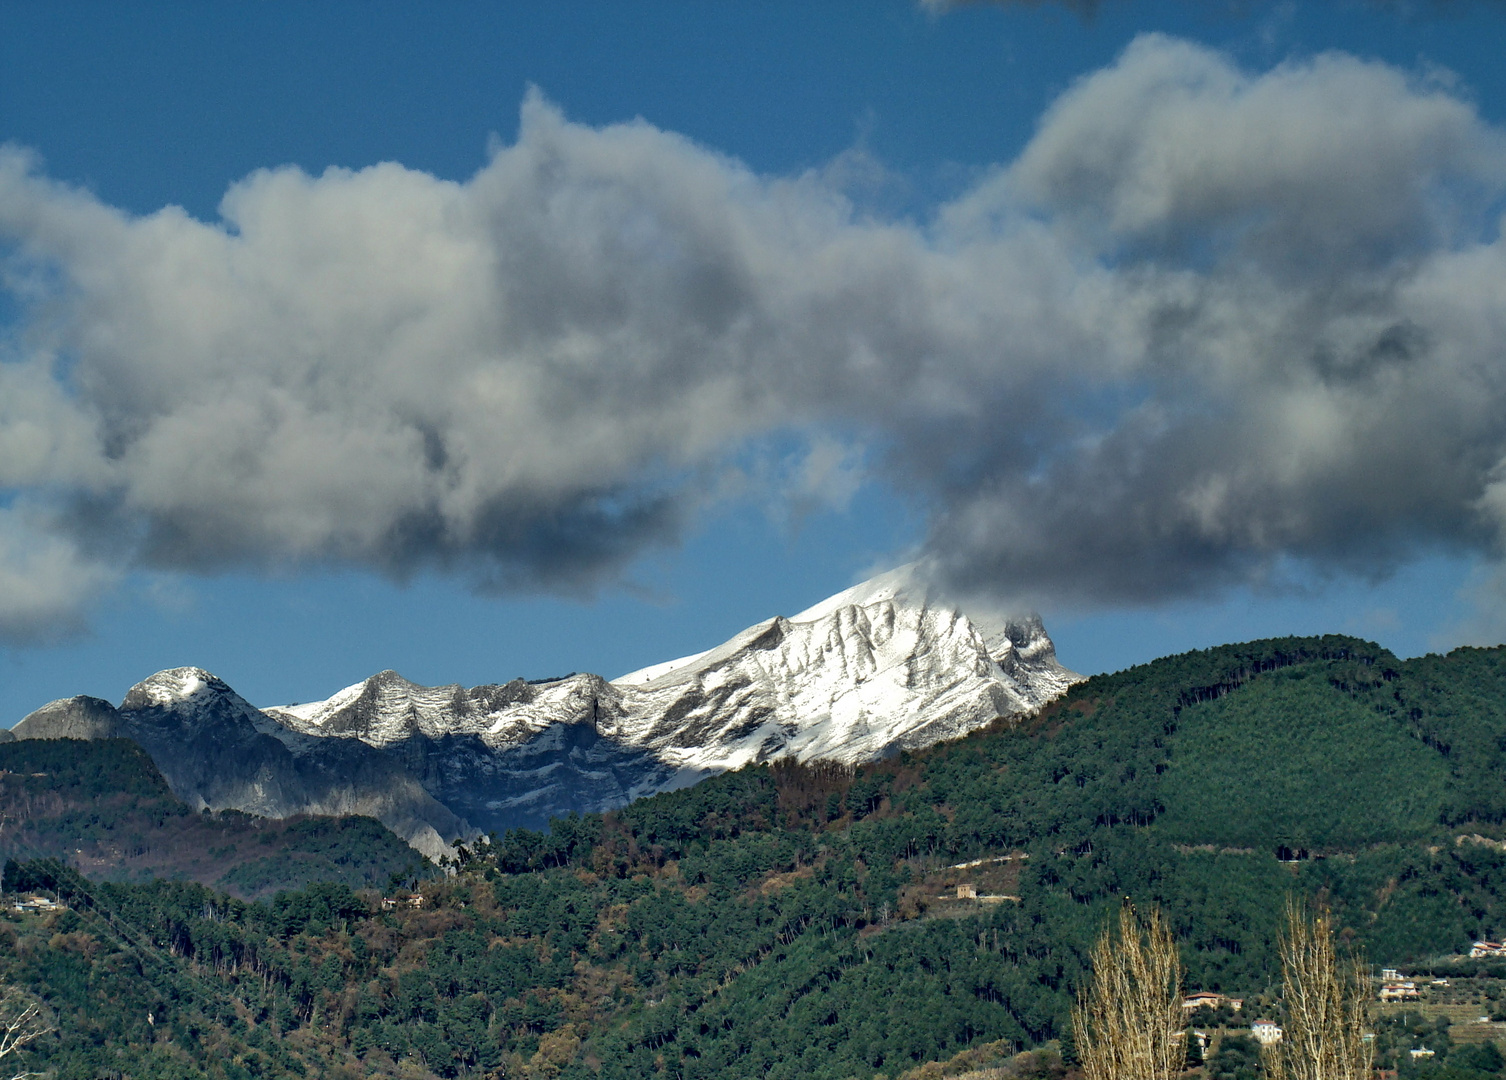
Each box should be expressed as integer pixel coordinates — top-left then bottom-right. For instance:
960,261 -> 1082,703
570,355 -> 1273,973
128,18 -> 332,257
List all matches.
1252,1020 -> 1283,1046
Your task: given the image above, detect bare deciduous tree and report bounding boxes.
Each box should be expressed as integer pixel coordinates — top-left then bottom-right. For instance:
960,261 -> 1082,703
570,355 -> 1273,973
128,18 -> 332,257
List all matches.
1072,900 -> 1185,1080
1265,897 -> 1371,1080
0,983 -> 52,1080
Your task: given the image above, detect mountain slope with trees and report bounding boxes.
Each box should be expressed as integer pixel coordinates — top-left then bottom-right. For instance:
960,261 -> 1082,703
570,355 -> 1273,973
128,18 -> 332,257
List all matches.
0,738 -> 431,899
8,635 -> 1506,1079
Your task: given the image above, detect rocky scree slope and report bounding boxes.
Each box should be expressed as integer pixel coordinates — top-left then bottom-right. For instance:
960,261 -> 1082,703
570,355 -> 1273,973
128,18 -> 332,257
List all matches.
11,569 -> 1079,855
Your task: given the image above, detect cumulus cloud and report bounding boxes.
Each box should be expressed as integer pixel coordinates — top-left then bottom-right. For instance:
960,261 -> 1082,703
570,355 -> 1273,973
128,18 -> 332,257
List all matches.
1,37 -> 1506,637
925,35 -> 1506,606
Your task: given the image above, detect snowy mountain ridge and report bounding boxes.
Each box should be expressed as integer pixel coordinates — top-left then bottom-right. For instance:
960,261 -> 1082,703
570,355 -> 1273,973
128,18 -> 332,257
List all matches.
13,567 -> 1080,855
262,565 -> 1078,772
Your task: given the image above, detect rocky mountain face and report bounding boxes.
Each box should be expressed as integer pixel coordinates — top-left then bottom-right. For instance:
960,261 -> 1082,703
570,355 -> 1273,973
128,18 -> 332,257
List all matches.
13,672 -> 465,859
12,568 -> 1080,856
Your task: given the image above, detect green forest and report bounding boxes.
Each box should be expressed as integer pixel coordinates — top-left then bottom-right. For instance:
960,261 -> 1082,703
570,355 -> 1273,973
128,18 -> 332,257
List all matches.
9,635 -> 1506,1079
0,738 -> 431,898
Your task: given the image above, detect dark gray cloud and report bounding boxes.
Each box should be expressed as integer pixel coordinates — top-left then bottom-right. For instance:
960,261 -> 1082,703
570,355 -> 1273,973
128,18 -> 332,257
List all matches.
1,37 -> 1505,639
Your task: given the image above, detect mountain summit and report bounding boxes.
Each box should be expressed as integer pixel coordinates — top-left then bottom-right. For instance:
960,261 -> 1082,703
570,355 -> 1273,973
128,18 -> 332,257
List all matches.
14,569 -> 1079,853
607,565 -> 1077,772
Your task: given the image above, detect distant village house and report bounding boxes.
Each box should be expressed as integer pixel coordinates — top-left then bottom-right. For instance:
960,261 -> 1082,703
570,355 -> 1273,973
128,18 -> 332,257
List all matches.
1471,940 -> 1506,958
9,894 -> 64,913
1252,1020 -> 1283,1046
1181,992 -> 1243,1012
1379,981 -> 1419,1002
952,882 -> 1018,904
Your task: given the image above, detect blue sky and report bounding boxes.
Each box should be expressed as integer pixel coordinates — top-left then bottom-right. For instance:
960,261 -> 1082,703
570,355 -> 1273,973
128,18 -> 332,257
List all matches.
3,0 -> 1506,721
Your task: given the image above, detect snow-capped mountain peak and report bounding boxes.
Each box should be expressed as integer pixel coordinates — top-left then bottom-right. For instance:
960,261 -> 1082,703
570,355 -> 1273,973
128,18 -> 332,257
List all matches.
122,666 -> 220,707
785,563 -> 922,624
119,667 -> 275,737
605,567 -> 1078,773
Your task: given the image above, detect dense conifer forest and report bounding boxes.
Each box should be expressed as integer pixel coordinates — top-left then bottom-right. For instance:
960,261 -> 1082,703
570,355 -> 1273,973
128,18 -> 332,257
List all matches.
9,635 -> 1506,1078
0,739 -> 431,899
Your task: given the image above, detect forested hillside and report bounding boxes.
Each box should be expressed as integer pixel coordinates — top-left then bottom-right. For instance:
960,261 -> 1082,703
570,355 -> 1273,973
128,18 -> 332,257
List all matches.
8,636 -> 1506,1080
0,739 -> 431,899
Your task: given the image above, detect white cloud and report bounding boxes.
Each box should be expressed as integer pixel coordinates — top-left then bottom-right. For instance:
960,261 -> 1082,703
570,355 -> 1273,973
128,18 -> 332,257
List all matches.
0,504 -> 117,642
992,35 -> 1506,274
2,38 -> 1506,638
